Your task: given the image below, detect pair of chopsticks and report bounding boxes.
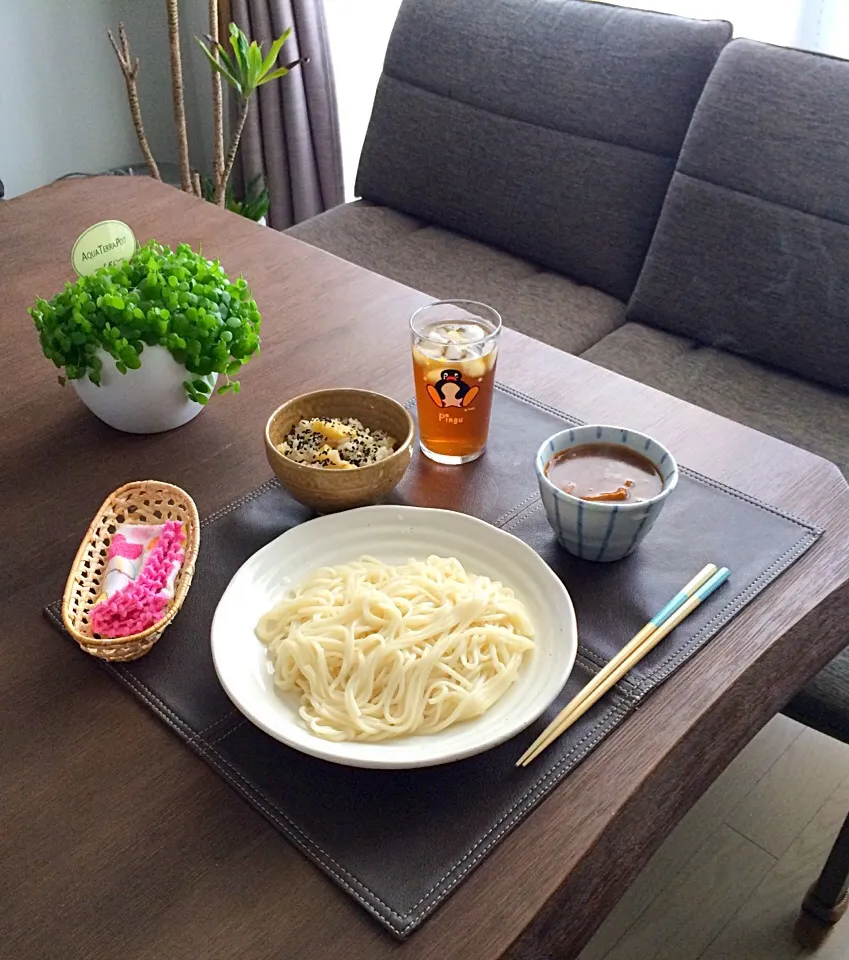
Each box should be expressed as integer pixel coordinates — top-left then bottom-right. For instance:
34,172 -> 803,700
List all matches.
517,563 -> 730,767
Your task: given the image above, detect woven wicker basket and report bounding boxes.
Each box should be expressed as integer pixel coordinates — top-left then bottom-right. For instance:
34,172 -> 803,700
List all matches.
62,480 -> 200,662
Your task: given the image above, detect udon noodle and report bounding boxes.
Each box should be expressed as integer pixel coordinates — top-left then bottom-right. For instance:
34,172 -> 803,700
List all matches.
255,555 -> 535,742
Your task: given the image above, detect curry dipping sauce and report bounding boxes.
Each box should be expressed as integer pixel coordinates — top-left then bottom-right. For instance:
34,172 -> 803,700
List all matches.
545,443 -> 664,503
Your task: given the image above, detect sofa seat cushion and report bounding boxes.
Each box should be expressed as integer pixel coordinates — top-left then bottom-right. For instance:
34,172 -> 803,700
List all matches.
583,323 -> 849,473
288,201 -> 624,355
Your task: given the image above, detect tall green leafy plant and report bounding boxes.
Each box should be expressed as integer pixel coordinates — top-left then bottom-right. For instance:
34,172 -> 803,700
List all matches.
108,6 -> 305,214
197,23 -> 306,205
202,175 -> 270,223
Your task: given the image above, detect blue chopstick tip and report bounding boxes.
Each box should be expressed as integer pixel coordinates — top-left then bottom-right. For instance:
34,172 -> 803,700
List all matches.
695,567 -> 730,601
650,589 -> 687,627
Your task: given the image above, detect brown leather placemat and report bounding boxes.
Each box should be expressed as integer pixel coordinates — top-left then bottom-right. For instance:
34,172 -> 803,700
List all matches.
45,385 -> 822,939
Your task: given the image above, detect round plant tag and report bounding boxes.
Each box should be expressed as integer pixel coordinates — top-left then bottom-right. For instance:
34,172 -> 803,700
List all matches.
71,220 -> 137,276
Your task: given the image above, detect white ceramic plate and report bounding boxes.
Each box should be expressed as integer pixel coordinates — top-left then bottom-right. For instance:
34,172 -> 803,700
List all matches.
211,505 -> 577,768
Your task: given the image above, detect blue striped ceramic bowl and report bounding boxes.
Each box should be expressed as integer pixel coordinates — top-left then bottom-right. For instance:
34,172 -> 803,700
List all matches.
535,425 -> 679,563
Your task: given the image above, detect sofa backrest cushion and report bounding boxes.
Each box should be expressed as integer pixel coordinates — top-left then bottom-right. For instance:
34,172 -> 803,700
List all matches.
627,39 -> 849,392
355,0 -> 731,302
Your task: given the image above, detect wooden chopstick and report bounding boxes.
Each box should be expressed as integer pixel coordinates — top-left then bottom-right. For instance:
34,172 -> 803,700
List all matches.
516,565 -> 729,768
516,563 -> 717,767
520,562 -> 718,767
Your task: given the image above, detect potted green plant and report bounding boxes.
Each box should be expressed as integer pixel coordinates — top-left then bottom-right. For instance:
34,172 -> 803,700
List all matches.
201,175 -> 270,224
108,4 -> 304,220
30,240 -> 261,434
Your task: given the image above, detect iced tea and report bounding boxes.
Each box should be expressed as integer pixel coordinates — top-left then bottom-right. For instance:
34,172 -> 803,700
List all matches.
410,301 -> 501,464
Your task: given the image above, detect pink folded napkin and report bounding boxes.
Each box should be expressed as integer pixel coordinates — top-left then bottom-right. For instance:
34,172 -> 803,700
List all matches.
90,520 -> 185,638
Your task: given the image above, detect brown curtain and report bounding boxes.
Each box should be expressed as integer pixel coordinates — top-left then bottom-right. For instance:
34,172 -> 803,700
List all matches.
231,0 -> 344,229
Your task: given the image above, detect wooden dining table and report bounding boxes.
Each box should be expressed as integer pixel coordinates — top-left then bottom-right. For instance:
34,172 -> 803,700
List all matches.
3,176 -> 849,960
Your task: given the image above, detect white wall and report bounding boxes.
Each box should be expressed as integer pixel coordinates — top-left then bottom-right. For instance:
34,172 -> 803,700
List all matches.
1,0 -> 213,199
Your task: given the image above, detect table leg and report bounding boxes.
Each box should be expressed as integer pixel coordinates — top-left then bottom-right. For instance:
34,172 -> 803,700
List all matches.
794,809 -> 849,948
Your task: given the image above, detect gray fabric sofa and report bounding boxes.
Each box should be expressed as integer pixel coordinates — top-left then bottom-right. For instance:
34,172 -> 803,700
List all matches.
586,36 -> 849,474
292,0 -> 731,355
288,0 -> 849,733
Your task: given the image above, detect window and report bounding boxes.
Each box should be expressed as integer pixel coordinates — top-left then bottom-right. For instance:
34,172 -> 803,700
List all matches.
611,0 -> 846,53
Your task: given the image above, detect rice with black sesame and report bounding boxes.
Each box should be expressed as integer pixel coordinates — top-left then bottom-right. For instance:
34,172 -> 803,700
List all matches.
277,418 -> 396,469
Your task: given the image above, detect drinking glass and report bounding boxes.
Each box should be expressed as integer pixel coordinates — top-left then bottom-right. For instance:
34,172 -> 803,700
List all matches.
410,300 -> 502,464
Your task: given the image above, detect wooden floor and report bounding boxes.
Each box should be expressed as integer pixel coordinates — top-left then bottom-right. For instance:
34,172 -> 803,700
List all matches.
578,715 -> 849,960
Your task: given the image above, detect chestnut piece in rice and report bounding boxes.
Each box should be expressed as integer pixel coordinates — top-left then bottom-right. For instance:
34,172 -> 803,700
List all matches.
277,418 -> 396,469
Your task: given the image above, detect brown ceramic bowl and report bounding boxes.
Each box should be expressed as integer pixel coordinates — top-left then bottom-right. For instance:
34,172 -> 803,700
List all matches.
264,388 -> 415,512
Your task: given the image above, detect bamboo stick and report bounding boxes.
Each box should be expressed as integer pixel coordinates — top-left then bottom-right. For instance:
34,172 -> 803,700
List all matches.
166,0 -> 193,193
107,24 -> 162,181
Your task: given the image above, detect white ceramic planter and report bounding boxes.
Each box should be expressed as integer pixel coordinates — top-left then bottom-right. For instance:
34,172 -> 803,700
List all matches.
73,345 -> 217,434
